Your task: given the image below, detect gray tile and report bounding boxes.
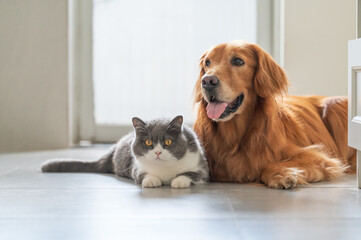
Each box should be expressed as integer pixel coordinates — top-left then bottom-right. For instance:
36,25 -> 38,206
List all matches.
0,165 -> 224,190
227,187 -> 361,219
0,218 -> 242,240
0,188 -> 234,219
237,219 -> 361,240
0,147 -> 133,189
0,148 -> 109,171
222,175 -> 357,189
0,168 -> 137,189
299,174 -> 357,188
1,147 -> 360,240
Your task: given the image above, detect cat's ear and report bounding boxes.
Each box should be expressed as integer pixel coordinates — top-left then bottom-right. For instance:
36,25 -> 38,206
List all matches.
169,115 -> 183,129
132,117 -> 146,128
166,116 -> 183,135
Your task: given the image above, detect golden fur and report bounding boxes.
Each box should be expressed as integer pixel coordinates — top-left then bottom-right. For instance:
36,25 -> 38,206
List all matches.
193,40 -> 356,189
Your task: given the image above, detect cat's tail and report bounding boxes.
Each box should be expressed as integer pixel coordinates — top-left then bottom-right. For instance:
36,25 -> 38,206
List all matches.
41,147 -> 115,173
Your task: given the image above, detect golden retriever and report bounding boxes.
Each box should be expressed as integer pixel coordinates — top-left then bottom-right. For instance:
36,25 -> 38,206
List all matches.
193,40 -> 356,189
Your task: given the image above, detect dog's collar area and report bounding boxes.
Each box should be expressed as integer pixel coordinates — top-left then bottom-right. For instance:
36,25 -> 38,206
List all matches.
219,94 -> 244,119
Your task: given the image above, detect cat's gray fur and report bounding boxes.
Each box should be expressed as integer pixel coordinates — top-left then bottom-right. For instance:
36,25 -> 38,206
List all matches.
41,116 -> 209,188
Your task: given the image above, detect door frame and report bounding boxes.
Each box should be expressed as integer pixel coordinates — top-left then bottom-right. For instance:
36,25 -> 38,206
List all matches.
348,0 -> 361,189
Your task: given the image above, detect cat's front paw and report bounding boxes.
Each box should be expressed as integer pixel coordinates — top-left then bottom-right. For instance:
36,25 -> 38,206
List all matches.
171,176 -> 192,189
142,175 -> 162,188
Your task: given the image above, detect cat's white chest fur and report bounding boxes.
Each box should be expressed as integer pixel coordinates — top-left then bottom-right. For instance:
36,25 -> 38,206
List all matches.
135,144 -> 201,185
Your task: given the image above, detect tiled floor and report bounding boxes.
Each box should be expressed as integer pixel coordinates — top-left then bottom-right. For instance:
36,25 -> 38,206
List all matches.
0,146 -> 360,240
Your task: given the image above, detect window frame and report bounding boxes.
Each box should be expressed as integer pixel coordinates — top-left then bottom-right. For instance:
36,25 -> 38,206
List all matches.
70,0 -> 283,143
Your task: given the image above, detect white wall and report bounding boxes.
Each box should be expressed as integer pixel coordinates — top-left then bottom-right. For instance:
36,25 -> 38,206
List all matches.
0,0 -> 69,153
283,0 -> 356,96
0,0 -> 357,152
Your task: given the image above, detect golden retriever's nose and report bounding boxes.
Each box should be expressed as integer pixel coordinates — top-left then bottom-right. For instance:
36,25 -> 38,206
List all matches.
201,75 -> 219,91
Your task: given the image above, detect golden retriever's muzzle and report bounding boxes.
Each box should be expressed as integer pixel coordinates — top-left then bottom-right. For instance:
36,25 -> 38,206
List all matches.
201,75 -> 220,92
201,74 -> 221,103
201,75 -> 244,120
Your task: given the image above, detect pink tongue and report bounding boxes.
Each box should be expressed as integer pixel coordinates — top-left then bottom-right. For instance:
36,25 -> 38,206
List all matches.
206,102 -> 228,119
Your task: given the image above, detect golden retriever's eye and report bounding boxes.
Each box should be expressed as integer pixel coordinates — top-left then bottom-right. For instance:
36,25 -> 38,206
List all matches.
164,139 -> 172,146
205,59 -> 211,67
232,57 -> 245,66
145,140 -> 153,146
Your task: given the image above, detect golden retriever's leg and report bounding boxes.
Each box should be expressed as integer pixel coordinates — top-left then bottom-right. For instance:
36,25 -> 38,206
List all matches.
261,146 -> 348,189
321,97 -> 349,161
346,150 -> 357,174
321,97 -> 357,173
210,162 -> 231,182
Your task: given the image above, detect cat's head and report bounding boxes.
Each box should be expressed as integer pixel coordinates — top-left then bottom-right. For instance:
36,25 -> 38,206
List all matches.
131,115 -> 188,164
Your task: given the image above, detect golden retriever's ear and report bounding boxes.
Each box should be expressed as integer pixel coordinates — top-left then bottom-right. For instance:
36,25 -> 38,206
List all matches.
251,44 -> 289,98
193,51 -> 208,104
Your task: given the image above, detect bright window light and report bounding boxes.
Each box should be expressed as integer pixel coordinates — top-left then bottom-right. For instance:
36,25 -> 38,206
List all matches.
93,0 -> 257,124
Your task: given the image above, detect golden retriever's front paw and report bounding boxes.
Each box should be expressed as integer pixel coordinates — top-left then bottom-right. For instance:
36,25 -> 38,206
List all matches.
265,168 -> 304,189
142,175 -> 162,188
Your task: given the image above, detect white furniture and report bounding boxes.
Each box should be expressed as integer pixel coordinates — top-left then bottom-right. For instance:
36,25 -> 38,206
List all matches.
348,39 -> 361,189
348,1 -> 361,188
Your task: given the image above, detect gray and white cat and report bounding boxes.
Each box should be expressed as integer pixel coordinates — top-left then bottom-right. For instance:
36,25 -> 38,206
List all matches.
41,115 -> 209,188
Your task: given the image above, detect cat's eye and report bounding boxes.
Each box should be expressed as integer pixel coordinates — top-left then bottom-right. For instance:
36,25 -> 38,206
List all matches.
164,139 -> 172,146
145,140 -> 153,146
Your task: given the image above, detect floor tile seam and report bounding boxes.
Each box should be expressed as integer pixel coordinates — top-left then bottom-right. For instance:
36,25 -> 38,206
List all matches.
0,167 -> 20,177
0,186 -> 229,190
0,216 -> 238,221
224,186 -> 356,190
298,186 -> 356,189
0,187 -> 140,190
223,186 -> 354,189
234,216 -> 361,221
223,188 -> 247,240
0,185 -> 355,188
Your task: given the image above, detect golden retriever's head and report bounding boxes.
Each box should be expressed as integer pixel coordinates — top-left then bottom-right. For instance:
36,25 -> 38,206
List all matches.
194,40 -> 288,122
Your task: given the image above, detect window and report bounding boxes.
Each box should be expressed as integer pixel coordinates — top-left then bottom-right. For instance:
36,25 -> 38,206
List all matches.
75,0 -> 275,142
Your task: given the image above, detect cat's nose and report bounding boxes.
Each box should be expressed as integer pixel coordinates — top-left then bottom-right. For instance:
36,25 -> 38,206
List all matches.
154,151 -> 162,156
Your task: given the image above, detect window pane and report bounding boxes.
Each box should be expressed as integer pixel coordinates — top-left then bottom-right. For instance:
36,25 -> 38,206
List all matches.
93,0 -> 257,124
